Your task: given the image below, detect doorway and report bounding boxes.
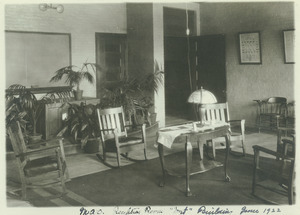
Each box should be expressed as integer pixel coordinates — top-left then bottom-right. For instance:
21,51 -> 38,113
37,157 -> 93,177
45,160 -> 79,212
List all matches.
163,8 -> 226,124
163,7 -> 196,123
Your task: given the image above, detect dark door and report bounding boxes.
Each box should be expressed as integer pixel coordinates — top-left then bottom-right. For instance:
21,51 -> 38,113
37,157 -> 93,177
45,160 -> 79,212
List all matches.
164,37 -> 191,117
192,35 -> 226,102
164,34 -> 226,118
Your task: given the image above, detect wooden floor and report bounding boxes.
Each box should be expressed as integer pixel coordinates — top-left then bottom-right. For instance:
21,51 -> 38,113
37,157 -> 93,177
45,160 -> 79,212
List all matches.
6,115 -> 280,207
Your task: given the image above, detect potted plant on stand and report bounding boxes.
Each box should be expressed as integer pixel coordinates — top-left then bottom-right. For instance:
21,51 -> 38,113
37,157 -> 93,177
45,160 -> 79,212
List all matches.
6,84 -> 69,146
5,90 -> 28,151
57,102 -> 101,153
50,62 -> 100,100
99,60 -> 163,127
133,60 -> 164,125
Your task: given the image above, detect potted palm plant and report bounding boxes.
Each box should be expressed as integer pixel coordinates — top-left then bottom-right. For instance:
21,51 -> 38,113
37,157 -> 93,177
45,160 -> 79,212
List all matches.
5,90 -> 27,151
57,102 -> 101,153
50,62 -> 100,100
6,84 -> 46,145
99,60 -> 163,126
6,84 -> 71,146
127,60 -> 163,126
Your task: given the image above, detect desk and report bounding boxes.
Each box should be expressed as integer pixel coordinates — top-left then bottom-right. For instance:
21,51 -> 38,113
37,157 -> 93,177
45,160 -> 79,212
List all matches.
156,122 -> 231,196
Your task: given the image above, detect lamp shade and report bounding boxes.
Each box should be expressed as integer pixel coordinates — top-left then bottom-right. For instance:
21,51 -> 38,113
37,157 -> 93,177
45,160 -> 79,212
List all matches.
187,87 -> 217,104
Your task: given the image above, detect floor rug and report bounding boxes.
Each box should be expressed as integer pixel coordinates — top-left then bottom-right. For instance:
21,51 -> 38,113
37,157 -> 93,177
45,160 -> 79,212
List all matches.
23,149 -> 291,207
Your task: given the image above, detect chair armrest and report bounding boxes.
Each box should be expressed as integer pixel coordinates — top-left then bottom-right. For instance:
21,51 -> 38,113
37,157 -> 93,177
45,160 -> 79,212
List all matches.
282,138 -> 294,146
126,124 -> 146,141
125,123 -> 145,128
253,145 -> 294,161
228,119 -> 245,123
253,145 -> 281,157
228,119 -> 245,131
100,128 -> 115,132
16,144 -> 61,157
253,99 -> 263,105
278,127 -> 295,132
124,124 -> 134,128
27,136 -> 63,148
17,137 -> 64,157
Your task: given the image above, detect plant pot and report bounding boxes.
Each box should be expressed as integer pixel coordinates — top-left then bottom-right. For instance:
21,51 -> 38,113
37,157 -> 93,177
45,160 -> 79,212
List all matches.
135,114 -> 145,125
74,90 -> 83,100
84,138 -> 100,154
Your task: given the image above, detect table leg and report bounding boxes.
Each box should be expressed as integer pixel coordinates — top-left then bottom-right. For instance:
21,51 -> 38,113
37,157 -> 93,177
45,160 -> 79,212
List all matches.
158,143 -> 166,187
197,141 -> 206,171
224,134 -> 231,182
185,141 -> 193,197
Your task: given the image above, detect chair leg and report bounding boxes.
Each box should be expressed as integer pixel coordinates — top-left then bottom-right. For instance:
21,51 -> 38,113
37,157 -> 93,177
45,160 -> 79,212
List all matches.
116,152 -> 121,168
288,184 -> 293,205
144,148 -> 148,160
241,140 -> 246,156
21,183 -> 27,200
258,115 -> 261,133
252,149 -> 259,195
102,143 -> 106,161
19,171 -> 27,200
212,141 -> 216,159
59,165 -> 67,194
57,149 -> 67,195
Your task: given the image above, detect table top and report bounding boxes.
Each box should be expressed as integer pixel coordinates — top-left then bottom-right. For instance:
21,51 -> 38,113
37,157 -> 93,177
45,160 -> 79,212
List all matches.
157,121 -> 229,148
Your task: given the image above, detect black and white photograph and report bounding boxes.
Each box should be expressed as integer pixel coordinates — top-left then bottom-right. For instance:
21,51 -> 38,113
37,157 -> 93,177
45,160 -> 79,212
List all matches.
2,1 -> 299,214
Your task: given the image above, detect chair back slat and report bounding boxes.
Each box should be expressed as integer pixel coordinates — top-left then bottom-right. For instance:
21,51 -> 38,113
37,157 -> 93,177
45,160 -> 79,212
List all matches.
200,103 -> 229,123
264,97 -> 287,115
97,107 -> 127,141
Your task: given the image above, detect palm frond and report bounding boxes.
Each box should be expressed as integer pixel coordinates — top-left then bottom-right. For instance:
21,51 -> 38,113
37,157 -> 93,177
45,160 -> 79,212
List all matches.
81,71 -> 94,84
49,66 -> 75,83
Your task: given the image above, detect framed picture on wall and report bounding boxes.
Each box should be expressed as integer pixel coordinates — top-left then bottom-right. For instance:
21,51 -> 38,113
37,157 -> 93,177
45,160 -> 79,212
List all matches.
283,29 -> 295,64
238,31 -> 262,64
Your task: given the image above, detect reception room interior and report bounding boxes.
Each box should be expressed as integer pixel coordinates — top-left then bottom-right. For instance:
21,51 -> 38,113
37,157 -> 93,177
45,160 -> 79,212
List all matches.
3,1 -> 298,212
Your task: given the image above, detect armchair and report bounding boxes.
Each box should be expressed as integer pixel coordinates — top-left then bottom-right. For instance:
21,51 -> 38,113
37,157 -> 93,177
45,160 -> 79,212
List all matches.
254,97 -> 287,133
96,106 -> 147,168
200,102 -> 246,158
252,135 -> 295,204
7,121 -> 68,200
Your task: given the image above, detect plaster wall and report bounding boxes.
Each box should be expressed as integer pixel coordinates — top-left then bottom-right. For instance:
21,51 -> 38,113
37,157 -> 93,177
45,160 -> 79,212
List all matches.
5,3 -> 127,97
199,2 -> 294,128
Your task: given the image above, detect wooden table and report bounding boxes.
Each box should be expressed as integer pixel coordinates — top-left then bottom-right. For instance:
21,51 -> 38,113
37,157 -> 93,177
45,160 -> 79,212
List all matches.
156,122 -> 231,196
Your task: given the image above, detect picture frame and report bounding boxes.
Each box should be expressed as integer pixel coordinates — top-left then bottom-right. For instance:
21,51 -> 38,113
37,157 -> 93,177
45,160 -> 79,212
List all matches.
238,31 -> 262,64
283,29 -> 295,64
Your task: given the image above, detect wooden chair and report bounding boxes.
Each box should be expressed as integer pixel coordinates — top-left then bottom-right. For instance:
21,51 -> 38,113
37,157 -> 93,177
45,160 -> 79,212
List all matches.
199,102 -> 246,158
96,106 -> 147,168
254,97 -> 287,133
7,122 -> 68,200
252,135 -> 295,204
